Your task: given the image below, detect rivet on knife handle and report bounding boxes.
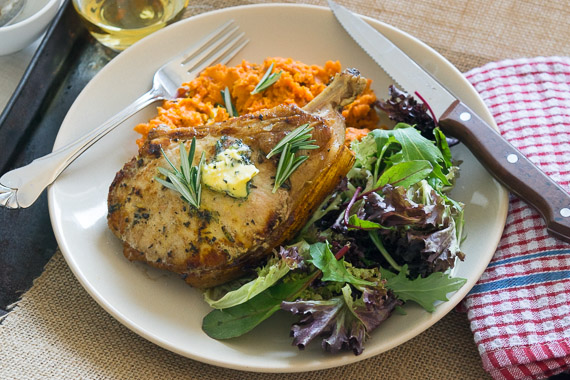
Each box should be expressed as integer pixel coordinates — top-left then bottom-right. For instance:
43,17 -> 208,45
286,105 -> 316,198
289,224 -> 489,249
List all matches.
439,100 -> 570,243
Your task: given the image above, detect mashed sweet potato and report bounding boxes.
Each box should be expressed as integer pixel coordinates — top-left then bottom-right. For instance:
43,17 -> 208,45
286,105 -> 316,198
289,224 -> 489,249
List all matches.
134,57 -> 379,147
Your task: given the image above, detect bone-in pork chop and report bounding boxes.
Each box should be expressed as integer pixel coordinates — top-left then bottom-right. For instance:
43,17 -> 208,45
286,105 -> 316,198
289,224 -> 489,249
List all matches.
107,70 -> 367,288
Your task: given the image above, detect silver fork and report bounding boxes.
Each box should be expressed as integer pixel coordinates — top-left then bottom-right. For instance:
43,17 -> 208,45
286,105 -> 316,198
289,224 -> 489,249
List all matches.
0,20 -> 248,209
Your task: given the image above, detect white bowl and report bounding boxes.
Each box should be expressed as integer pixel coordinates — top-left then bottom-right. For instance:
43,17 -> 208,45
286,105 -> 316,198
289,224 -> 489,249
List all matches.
0,0 -> 61,55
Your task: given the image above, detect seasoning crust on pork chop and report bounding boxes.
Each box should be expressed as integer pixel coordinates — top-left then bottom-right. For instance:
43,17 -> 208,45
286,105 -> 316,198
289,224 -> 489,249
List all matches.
107,71 -> 367,288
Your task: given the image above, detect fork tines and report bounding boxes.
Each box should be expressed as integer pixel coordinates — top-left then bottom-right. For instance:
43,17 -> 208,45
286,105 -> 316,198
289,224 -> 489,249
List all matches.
181,20 -> 249,75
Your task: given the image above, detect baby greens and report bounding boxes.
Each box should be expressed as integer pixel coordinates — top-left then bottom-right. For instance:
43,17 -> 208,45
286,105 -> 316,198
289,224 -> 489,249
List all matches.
380,265 -> 466,312
201,94 -> 467,355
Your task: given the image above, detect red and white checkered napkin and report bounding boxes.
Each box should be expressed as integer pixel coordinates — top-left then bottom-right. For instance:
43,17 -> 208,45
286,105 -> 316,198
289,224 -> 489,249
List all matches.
461,57 -> 570,380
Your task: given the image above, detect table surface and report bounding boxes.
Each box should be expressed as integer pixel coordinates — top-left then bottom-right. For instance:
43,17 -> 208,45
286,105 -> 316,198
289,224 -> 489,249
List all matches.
0,0 -> 569,378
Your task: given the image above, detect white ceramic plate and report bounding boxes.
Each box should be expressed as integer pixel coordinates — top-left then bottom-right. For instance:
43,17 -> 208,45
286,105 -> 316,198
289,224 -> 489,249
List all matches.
49,4 -> 508,372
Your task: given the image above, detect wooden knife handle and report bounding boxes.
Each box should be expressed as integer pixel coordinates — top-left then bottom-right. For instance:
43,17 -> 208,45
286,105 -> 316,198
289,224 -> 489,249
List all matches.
439,100 -> 570,243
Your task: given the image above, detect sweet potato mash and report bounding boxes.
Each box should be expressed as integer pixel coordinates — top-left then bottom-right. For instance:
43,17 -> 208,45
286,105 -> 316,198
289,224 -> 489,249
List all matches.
134,57 -> 378,147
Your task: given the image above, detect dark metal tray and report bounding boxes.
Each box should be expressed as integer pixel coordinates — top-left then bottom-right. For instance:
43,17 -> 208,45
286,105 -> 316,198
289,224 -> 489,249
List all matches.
0,0 -> 117,314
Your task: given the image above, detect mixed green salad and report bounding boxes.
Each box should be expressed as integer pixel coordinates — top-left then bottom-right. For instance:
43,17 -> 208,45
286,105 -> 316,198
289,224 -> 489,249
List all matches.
201,85 -> 467,355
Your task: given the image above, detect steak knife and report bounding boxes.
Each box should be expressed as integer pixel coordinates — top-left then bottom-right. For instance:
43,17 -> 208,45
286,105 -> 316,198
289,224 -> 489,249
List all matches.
328,0 -> 570,243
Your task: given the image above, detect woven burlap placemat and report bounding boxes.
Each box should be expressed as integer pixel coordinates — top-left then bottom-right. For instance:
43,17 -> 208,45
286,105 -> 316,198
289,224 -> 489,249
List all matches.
182,0 -> 570,72
1,1 -> 568,379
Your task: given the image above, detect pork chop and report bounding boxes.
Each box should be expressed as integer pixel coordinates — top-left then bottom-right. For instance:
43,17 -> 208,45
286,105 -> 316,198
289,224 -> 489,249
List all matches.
107,70 -> 367,288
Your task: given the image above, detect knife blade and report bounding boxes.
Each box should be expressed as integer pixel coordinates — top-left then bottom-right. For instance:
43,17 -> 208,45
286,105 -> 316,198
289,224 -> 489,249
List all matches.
328,0 -> 570,243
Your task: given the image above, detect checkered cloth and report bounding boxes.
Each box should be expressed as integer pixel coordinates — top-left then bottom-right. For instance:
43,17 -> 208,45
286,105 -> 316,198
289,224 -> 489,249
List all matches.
461,57 -> 570,380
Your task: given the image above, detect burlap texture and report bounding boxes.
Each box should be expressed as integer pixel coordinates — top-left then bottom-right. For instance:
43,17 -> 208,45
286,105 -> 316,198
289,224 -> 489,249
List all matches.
182,0 -> 570,72
1,1 -> 568,379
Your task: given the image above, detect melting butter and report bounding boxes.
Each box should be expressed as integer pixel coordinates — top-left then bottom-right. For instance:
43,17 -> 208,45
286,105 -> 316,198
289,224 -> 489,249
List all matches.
202,140 -> 259,198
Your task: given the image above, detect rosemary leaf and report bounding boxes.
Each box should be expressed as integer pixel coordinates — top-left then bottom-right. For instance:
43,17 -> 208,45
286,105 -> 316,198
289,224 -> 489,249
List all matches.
289,155 -> 309,174
155,176 -> 178,192
156,138 -> 204,209
161,147 -> 180,173
195,152 -> 205,206
269,123 -> 320,193
266,123 -> 319,159
221,87 -> 238,117
251,62 -> 282,95
180,139 -> 191,180
272,143 -> 310,193
168,172 -> 196,207
273,143 -> 293,193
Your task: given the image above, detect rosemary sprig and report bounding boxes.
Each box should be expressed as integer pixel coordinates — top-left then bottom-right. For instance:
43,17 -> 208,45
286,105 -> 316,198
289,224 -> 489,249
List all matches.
251,62 -> 282,95
269,123 -> 319,193
221,86 -> 238,117
155,138 -> 205,209
266,123 -> 318,159
273,143 -> 310,193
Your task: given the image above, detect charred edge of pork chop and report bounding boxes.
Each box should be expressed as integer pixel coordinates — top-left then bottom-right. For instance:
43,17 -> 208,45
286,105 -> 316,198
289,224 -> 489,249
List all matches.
122,244 -> 250,287
141,104 -> 319,158
108,70 -> 365,288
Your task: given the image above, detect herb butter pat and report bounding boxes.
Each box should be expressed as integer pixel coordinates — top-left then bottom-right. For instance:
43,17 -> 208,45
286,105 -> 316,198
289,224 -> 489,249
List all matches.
202,141 -> 259,198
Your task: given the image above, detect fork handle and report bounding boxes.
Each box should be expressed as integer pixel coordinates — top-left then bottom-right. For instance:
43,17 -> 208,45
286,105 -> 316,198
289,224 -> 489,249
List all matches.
0,87 -> 163,209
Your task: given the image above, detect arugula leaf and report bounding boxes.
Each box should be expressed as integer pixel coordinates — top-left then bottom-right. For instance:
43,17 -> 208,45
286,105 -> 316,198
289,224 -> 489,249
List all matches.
434,127 -> 452,168
309,242 -> 374,286
366,125 -> 451,187
379,266 -> 397,280
380,265 -> 466,312
393,125 -> 450,185
202,274 -> 312,339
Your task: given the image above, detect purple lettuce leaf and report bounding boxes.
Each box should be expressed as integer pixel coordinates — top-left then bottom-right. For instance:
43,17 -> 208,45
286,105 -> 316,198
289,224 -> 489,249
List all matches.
374,85 -> 436,140
327,184 -> 463,278
278,245 -> 306,270
374,84 -> 461,147
352,185 -> 446,230
281,285 -> 401,355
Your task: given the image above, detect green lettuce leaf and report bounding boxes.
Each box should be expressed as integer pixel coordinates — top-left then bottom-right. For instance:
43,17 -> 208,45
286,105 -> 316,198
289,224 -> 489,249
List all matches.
202,274 -> 312,339
380,265 -> 466,312
347,214 -> 384,230
351,133 -> 378,171
352,124 -> 453,191
434,127 -> 452,168
203,255 -> 291,309
376,160 -> 433,188
309,242 -> 374,286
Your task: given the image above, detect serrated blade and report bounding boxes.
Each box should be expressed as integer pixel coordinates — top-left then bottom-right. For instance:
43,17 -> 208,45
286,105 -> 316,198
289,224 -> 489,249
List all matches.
328,0 -> 456,120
